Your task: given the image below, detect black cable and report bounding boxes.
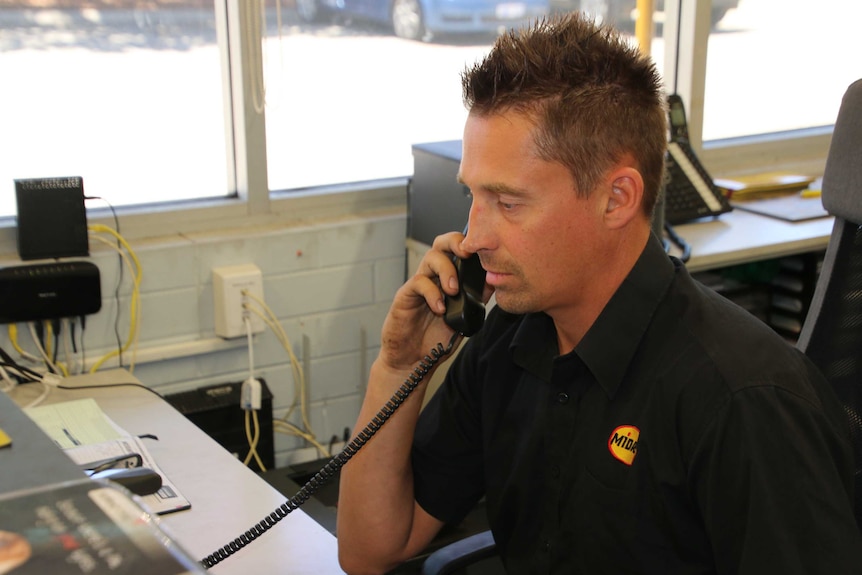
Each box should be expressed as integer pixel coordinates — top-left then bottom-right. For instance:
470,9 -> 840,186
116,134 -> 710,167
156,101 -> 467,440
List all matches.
665,222 -> 692,263
79,315 -> 87,371
0,361 -> 42,383
0,346 -> 31,373
70,319 -> 78,354
199,334 -> 460,569
34,321 -> 42,345
33,321 -> 58,375
0,346 -> 43,382
52,319 -> 61,366
56,381 -> 167,400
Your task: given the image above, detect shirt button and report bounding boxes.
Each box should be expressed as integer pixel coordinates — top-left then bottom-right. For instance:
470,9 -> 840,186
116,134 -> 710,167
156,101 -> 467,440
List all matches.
550,464 -> 560,478
543,541 -> 551,552
557,392 -> 569,404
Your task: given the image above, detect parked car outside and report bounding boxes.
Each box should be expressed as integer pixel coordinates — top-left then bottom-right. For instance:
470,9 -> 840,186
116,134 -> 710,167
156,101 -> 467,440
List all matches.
296,0 -> 550,41
550,0 -> 739,29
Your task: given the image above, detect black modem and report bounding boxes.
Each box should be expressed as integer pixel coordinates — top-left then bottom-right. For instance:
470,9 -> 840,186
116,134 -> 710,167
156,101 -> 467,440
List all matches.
15,176 -> 89,261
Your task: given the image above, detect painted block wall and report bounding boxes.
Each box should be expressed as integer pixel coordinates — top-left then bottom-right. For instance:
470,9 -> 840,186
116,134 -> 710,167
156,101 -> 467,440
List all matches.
0,210 -> 408,469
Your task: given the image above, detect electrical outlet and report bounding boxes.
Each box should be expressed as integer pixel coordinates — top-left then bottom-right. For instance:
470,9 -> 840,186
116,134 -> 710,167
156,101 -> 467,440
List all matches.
213,263 -> 266,339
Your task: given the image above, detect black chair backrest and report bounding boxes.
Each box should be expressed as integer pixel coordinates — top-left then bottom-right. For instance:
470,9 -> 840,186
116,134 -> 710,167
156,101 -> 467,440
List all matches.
797,78 -> 862,529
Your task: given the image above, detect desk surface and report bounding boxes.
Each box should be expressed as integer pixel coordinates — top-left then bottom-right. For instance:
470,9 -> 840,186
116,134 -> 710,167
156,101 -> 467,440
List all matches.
668,208 -> 833,272
6,370 -> 345,575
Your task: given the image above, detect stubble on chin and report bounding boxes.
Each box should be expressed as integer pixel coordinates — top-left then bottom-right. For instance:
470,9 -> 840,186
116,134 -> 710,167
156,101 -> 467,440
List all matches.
489,276 -> 538,315
480,259 -> 534,315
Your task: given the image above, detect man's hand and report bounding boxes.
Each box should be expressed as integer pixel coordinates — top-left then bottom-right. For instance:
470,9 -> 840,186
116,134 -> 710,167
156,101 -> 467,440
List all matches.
379,231 -> 480,372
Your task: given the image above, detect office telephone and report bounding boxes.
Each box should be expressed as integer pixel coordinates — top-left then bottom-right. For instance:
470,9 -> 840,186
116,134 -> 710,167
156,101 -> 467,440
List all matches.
200,250 -> 485,568
663,94 -> 733,225
444,253 -> 486,337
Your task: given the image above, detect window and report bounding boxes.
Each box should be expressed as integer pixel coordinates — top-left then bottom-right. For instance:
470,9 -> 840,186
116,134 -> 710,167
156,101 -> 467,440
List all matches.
0,1 -> 230,219
702,0 -> 861,141
262,30 -> 484,191
0,0 -> 853,228
260,8 -> 533,192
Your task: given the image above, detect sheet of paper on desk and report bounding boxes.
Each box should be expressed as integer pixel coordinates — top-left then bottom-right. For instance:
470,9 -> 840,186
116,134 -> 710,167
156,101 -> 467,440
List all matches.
24,398 -> 125,448
24,398 -> 191,515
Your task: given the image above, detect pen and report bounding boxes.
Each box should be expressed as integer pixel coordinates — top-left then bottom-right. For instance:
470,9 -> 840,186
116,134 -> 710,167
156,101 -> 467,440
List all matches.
62,427 -> 81,446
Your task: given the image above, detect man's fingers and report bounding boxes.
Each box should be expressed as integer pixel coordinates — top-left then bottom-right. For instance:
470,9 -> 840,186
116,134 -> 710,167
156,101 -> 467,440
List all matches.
422,231 -> 471,297
403,274 -> 447,315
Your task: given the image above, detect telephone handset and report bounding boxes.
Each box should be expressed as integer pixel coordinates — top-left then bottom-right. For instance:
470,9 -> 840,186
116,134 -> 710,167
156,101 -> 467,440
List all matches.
199,238 -> 481,568
664,94 -> 732,225
443,252 -> 486,337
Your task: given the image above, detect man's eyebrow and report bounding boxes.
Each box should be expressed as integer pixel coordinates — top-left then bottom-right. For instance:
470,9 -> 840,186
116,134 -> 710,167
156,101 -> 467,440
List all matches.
456,174 -> 529,197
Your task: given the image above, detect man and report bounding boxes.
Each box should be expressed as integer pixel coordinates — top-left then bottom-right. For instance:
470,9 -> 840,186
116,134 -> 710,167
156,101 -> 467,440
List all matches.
337,13 -> 862,575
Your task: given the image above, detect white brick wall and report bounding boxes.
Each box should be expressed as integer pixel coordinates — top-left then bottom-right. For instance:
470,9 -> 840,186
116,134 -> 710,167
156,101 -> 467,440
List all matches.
0,210 -> 407,468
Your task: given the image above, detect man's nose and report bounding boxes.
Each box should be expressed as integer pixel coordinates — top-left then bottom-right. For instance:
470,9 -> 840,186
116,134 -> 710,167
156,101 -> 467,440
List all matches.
461,202 -> 489,253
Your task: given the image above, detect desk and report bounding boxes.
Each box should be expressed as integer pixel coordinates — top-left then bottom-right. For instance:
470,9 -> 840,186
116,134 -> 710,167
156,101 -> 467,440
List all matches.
4,370 -> 346,575
666,209 -> 833,273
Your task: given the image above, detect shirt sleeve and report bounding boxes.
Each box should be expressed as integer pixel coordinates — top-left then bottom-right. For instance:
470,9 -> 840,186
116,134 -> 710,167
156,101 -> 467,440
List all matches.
689,373 -> 862,574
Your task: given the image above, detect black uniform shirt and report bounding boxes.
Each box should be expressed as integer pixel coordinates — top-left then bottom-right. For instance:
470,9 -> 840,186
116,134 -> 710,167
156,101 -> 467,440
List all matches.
412,234 -> 862,574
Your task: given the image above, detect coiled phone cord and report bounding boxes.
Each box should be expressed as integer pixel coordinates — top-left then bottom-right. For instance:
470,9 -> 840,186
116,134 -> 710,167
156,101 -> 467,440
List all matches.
200,333 -> 460,569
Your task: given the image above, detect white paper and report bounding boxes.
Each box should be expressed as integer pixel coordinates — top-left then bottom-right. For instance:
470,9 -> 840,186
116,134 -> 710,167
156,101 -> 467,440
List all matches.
25,398 -> 191,515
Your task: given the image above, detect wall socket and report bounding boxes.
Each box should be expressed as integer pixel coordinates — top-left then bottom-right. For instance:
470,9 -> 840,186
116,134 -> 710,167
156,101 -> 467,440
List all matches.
213,263 -> 266,339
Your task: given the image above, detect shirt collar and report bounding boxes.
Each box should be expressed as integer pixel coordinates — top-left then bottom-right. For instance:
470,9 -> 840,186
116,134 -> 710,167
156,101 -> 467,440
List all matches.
576,234 -> 675,398
510,234 -> 675,395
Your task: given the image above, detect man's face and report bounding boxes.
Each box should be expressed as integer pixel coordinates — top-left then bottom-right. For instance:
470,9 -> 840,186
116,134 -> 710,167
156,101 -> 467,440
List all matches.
459,110 -> 609,319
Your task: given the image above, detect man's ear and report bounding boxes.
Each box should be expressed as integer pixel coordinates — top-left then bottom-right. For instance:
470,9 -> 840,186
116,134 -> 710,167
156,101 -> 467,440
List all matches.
604,167 -> 644,229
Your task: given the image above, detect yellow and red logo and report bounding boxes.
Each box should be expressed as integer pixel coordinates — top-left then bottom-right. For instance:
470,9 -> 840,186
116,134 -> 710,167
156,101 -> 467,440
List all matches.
608,425 -> 640,466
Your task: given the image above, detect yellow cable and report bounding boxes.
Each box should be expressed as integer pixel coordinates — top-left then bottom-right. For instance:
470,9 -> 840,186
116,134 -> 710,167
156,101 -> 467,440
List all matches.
7,324 -> 21,354
44,320 -> 53,359
87,225 -> 143,373
241,290 -> 331,459
42,321 -> 69,377
273,420 -> 331,458
243,409 -> 266,471
26,322 -> 67,377
89,225 -> 142,369
244,295 -> 309,428
245,304 -> 301,410
8,324 -> 39,362
89,233 -> 141,370
245,303 -> 318,454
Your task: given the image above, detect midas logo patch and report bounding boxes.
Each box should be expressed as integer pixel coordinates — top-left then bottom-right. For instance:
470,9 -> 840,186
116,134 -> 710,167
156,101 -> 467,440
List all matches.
608,425 -> 640,466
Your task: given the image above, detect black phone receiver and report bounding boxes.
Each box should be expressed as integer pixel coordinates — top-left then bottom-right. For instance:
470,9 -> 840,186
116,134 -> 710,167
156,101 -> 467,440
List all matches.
443,252 -> 486,337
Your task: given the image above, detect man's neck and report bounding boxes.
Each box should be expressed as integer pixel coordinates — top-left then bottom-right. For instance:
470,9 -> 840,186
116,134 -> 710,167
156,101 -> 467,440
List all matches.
551,227 -> 650,354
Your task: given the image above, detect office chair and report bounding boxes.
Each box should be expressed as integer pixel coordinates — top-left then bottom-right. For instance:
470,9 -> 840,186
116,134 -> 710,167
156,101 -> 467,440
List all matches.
420,530 -> 499,575
796,77 -> 862,530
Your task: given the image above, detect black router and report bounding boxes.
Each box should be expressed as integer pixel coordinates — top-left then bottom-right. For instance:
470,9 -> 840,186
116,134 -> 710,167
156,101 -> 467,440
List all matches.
0,261 -> 101,323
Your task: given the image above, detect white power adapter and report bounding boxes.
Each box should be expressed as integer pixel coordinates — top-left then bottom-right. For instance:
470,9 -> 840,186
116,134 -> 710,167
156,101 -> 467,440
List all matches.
241,377 -> 262,411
